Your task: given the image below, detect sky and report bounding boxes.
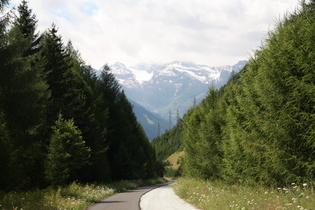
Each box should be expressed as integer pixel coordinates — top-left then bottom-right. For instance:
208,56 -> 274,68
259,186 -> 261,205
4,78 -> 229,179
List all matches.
10,0 -> 300,69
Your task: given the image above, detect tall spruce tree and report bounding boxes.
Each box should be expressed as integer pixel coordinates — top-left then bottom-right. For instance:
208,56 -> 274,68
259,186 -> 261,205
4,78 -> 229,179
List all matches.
40,24 -> 71,126
97,66 -> 130,180
0,0 -> 9,190
41,25 -> 103,182
66,46 -> 111,182
41,25 -> 89,128
97,66 -> 158,180
46,114 -> 90,185
15,0 -> 42,56
0,0 -> 49,189
82,64 -> 111,182
180,0 -> 315,186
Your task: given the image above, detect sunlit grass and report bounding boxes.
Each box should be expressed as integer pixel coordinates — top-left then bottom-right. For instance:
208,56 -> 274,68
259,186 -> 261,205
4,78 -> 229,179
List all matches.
0,178 -> 166,210
173,177 -> 315,210
0,182 -> 115,210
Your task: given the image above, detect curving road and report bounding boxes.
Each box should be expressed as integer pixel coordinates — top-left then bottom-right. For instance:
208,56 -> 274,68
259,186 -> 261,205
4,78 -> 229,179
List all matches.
88,183 -> 197,210
140,184 -> 197,210
88,184 -> 166,210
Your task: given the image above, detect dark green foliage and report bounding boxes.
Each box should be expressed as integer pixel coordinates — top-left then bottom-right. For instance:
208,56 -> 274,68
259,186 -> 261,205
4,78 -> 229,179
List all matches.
180,1 -> 315,186
77,64 -> 111,183
40,24 -> 76,124
151,118 -> 183,162
98,67 -> 157,180
15,0 -> 42,56
183,88 -> 223,180
46,114 -> 91,185
0,0 -> 49,189
0,113 -> 10,189
165,168 -> 178,178
0,1 -> 160,190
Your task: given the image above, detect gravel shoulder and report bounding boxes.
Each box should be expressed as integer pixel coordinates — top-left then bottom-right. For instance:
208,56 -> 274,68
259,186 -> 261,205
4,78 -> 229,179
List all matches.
140,184 -> 197,210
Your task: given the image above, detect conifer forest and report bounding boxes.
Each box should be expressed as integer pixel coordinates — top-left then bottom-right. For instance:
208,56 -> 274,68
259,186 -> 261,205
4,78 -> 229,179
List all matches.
153,0 -> 315,186
0,0 -> 160,190
2,0 -> 315,193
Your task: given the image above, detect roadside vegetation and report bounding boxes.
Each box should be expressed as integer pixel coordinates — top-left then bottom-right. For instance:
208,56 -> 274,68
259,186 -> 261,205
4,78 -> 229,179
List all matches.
0,178 -> 166,209
0,0 -> 163,193
164,151 -> 184,178
177,0 -> 315,185
174,177 -> 315,210
152,1 -> 315,209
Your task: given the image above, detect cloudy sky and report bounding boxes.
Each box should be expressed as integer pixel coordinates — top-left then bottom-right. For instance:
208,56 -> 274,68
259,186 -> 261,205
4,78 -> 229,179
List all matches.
10,0 -> 300,69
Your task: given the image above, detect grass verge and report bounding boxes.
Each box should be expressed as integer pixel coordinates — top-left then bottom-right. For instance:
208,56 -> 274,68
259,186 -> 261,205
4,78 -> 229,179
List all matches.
173,177 -> 315,210
0,178 -> 166,210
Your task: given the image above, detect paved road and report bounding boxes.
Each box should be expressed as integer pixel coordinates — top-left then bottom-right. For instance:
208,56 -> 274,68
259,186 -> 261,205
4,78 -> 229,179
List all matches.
140,184 -> 197,210
88,184 -> 166,210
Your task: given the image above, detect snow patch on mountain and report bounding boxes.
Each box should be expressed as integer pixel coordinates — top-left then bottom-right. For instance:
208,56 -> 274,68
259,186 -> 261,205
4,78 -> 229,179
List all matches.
106,60 -> 247,135
130,67 -> 154,85
111,61 -> 239,88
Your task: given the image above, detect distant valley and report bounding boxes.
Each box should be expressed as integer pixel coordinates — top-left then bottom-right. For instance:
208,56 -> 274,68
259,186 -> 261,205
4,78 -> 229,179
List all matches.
97,60 -> 246,140
130,101 -> 169,140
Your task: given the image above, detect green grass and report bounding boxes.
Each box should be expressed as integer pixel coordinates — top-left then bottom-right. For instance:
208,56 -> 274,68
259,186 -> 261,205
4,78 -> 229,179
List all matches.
0,178 -> 166,210
163,151 -> 184,178
173,177 -> 315,210
164,151 -> 184,171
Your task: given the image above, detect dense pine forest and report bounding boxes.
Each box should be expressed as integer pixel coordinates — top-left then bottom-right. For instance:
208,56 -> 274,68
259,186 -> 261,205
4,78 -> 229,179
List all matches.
3,0 -> 315,193
151,117 -> 183,162
0,0 -> 161,191
154,0 -> 315,186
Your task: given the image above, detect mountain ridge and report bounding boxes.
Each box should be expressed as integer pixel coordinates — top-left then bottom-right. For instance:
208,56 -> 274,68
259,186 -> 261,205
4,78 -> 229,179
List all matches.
109,60 -> 246,118
96,60 -> 246,140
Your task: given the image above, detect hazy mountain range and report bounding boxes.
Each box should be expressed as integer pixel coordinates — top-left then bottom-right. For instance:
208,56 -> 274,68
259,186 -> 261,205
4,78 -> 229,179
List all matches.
99,60 -> 246,140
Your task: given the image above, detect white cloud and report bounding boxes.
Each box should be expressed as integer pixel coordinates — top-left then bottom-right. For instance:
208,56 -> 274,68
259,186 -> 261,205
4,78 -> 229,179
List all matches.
10,0 -> 299,68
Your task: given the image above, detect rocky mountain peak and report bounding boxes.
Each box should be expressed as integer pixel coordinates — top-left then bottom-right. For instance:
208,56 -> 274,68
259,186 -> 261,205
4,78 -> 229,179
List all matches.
107,60 -> 246,119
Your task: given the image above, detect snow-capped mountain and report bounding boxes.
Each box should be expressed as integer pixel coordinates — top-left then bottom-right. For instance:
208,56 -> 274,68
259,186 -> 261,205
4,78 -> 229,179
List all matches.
110,60 -> 246,121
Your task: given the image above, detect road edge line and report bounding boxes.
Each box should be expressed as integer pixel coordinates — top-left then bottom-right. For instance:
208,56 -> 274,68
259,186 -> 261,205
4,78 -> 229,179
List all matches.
138,182 -> 170,210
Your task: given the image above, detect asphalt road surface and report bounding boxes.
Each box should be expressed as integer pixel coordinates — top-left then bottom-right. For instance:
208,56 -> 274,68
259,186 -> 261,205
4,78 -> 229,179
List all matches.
140,184 -> 197,210
88,183 -> 197,210
88,184 -> 166,210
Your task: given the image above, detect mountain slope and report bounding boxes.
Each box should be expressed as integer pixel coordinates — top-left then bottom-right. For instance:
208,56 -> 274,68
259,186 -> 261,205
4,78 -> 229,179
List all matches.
110,60 -> 246,120
130,101 -> 169,140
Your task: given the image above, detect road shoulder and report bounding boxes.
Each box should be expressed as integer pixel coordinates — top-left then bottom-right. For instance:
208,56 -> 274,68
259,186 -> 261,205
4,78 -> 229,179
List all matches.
140,184 -> 197,210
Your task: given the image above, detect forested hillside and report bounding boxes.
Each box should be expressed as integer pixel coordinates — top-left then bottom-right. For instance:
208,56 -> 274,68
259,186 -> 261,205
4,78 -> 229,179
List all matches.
0,0 -> 160,190
181,0 -> 315,186
151,117 -> 183,162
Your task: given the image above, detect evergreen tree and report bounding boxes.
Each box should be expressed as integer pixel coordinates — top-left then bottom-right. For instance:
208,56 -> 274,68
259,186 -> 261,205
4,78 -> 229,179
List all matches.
15,0 -> 42,56
97,66 -> 158,180
97,64 -> 121,107
41,25 -> 90,135
96,65 -> 121,180
0,0 -> 11,190
0,0 -> 49,189
0,112 -> 10,189
180,0 -> 315,186
74,63 -> 111,182
117,91 -> 150,179
0,0 -> 160,189
46,114 -> 90,185
40,24 -> 71,125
